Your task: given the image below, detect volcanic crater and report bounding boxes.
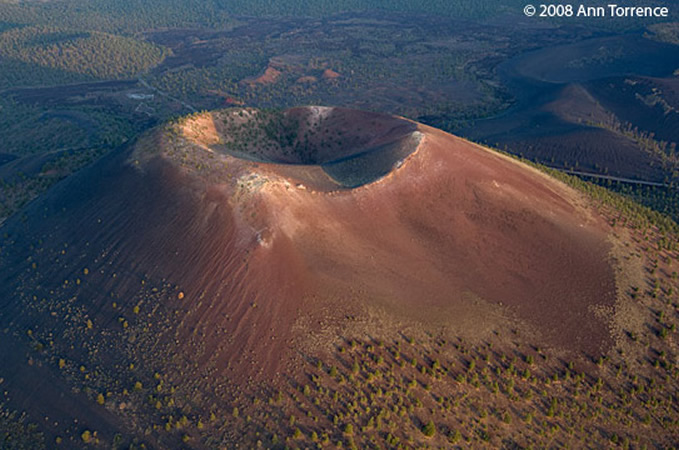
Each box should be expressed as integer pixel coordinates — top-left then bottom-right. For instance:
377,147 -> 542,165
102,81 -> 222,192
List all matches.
1,105 -> 622,378
180,106 -> 422,190
0,105 -> 638,446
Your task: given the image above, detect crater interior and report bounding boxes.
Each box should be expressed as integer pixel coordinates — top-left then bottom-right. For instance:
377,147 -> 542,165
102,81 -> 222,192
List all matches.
194,106 -> 422,189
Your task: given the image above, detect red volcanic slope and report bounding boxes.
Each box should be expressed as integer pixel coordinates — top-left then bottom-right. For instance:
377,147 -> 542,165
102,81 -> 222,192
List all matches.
0,107 -> 617,391
247,123 -> 616,357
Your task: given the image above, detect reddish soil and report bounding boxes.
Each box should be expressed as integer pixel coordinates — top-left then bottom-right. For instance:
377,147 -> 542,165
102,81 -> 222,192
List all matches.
245,66 -> 281,86
296,75 -> 317,84
146,106 -> 617,374
246,122 -> 617,358
322,69 -> 341,80
0,107 -> 621,445
1,107 -> 617,380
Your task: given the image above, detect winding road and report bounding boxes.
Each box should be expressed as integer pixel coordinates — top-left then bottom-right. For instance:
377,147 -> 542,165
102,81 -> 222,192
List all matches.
138,77 -> 197,113
556,168 -> 671,188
